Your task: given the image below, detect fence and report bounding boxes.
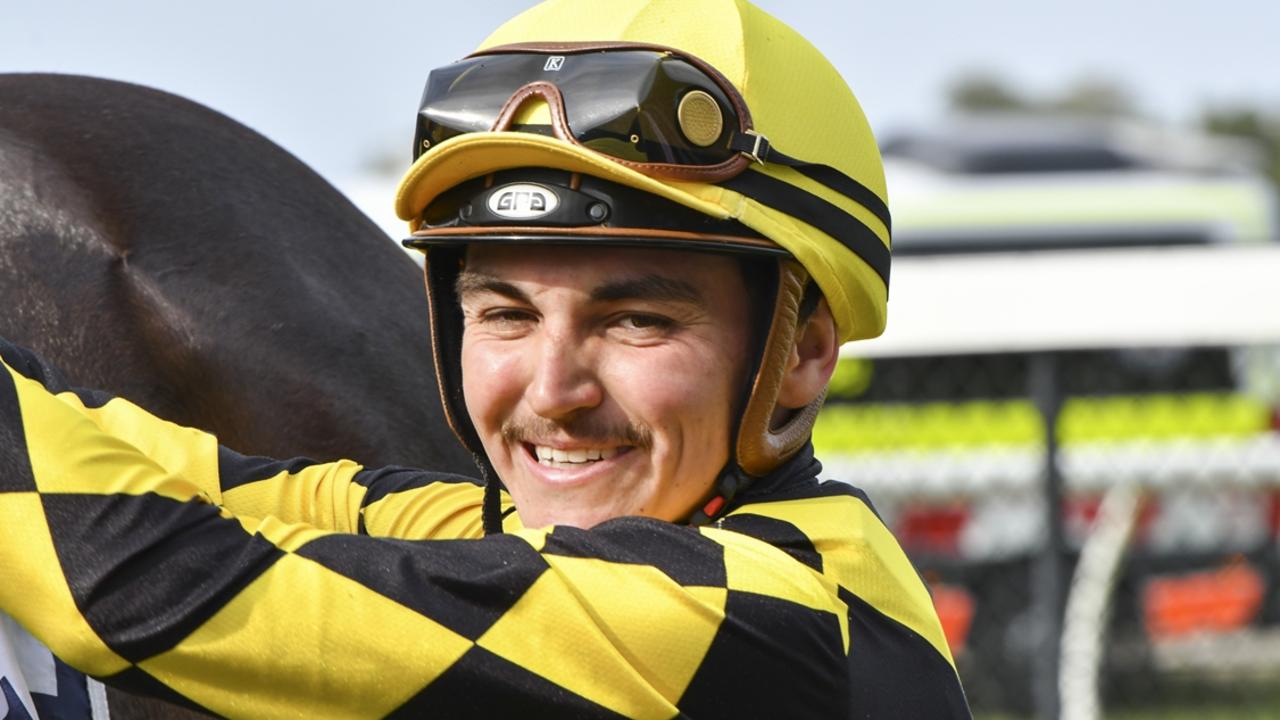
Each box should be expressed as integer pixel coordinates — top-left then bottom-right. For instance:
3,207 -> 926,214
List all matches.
818,246 -> 1280,719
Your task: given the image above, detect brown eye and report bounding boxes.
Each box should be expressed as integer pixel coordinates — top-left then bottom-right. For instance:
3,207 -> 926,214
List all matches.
470,307 -> 538,336
486,309 -> 535,324
617,314 -> 673,332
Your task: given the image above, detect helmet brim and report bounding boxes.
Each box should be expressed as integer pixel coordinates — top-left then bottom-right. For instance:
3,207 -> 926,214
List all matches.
395,132 -> 735,229
395,131 -> 889,343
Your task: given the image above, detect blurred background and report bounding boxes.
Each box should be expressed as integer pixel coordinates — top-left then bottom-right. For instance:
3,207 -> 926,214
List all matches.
5,2 -> 1280,718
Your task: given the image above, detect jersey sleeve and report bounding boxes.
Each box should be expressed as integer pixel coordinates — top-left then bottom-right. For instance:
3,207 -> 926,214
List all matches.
0,353 -> 851,719
722,486 -> 973,718
0,338 -> 493,540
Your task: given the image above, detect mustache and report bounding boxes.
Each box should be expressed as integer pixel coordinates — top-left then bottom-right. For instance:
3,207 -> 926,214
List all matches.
502,415 -> 653,450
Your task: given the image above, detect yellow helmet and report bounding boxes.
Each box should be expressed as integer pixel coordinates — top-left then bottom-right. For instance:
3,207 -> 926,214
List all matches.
397,0 -> 890,342
395,0 -> 890,527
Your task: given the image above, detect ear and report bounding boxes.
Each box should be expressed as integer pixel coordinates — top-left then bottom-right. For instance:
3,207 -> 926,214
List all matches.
776,297 -> 839,410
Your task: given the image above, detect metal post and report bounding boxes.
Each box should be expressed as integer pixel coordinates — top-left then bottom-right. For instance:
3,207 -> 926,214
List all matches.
1030,352 -> 1066,720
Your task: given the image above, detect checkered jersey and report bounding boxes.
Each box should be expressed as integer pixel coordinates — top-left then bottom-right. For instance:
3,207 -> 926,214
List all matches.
0,343 -> 969,719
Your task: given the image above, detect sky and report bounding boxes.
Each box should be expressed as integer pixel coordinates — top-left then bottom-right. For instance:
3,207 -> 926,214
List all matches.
3,1 -> 1278,233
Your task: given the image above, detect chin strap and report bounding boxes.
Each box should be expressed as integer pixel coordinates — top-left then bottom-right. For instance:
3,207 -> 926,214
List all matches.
478,454 -> 506,536
686,463 -> 754,526
688,259 -> 829,526
685,384 -> 827,527
424,249 -> 508,537
735,259 -> 825,477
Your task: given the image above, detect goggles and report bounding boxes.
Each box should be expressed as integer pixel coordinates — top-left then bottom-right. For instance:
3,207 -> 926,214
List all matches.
414,42 -> 803,183
411,42 -> 893,285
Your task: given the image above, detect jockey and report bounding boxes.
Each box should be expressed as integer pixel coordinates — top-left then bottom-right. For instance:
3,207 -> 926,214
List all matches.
0,0 -> 969,717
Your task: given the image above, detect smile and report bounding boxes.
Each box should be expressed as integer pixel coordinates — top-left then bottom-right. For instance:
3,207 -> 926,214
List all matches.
532,444 -> 622,466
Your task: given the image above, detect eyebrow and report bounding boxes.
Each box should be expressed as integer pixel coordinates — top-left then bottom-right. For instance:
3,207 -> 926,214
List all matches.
590,275 -> 704,305
456,271 -> 704,306
455,272 -> 529,303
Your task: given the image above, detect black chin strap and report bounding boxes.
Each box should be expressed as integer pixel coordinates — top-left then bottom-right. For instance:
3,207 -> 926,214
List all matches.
686,463 -> 755,527
685,257 -> 785,527
478,454 -> 506,536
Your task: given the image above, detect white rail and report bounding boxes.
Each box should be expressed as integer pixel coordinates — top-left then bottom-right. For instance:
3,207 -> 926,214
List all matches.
822,434 -> 1280,499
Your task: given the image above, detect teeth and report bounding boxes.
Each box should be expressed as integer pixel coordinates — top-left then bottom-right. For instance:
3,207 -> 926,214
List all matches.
534,445 -> 620,465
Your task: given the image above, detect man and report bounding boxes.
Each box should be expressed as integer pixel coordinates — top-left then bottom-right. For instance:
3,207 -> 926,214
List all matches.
0,0 -> 970,717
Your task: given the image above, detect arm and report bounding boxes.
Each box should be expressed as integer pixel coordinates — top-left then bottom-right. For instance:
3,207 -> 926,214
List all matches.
0,338 -> 493,539
0,357 -> 847,719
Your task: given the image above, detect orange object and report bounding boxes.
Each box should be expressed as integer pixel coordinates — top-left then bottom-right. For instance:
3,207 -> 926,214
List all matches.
930,582 -> 976,654
1142,561 -> 1265,639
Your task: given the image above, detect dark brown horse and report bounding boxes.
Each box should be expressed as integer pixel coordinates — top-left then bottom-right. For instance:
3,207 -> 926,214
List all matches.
0,73 -> 473,718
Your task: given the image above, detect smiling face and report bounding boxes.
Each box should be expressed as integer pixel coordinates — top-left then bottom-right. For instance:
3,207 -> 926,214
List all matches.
458,244 -> 755,529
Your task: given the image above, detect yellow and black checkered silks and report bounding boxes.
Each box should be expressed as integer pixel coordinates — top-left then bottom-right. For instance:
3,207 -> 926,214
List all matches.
0,340 -> 968,718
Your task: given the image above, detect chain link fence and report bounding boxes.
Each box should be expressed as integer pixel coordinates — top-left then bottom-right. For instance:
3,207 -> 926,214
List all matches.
815,345 -> 1280,719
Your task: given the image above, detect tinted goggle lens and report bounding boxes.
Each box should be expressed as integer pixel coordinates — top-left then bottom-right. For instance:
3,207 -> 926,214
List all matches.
413,51 -> 742,166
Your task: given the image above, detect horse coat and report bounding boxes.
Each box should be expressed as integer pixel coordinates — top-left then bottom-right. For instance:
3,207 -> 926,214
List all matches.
0,73 -> 473,719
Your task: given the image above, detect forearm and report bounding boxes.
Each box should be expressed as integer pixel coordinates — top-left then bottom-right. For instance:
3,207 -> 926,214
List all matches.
0,359 -> 206,679
0,339 -> 405,534
0,359 -> 408,714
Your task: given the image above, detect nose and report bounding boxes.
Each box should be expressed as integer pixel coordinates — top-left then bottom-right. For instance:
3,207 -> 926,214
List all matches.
526,330 -> 603,421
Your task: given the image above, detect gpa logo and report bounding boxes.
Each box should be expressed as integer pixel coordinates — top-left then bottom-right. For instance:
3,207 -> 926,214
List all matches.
543,56 -> 565,71
488,183 -> 560,220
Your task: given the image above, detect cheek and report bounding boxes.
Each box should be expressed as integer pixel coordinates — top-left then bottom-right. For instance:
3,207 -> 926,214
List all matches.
611,347 -> 737,438
461,338 -> 526,431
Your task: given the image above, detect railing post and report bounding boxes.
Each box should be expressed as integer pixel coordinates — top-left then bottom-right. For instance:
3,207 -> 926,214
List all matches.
1030,352 -> 1066,720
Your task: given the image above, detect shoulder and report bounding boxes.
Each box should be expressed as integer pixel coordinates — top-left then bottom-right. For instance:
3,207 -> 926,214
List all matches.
726,483 -> 972,716
727,483 -> 951,657
516,516 -> 852,717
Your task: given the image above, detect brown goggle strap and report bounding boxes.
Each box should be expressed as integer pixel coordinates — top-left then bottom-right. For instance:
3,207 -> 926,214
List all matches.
487,80 -> 750,183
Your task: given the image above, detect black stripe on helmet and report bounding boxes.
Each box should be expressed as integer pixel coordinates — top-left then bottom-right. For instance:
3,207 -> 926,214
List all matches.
720,170 -> 891,287
790,164 -> 892,234
727,133 -> 893,233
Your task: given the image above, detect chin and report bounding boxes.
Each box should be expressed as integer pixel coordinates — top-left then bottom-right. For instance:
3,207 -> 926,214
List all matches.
520,500 -> 645,530
530,508 -> 613,530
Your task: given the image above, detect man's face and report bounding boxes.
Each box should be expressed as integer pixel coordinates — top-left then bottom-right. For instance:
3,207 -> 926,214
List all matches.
458,244 -> 754,529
